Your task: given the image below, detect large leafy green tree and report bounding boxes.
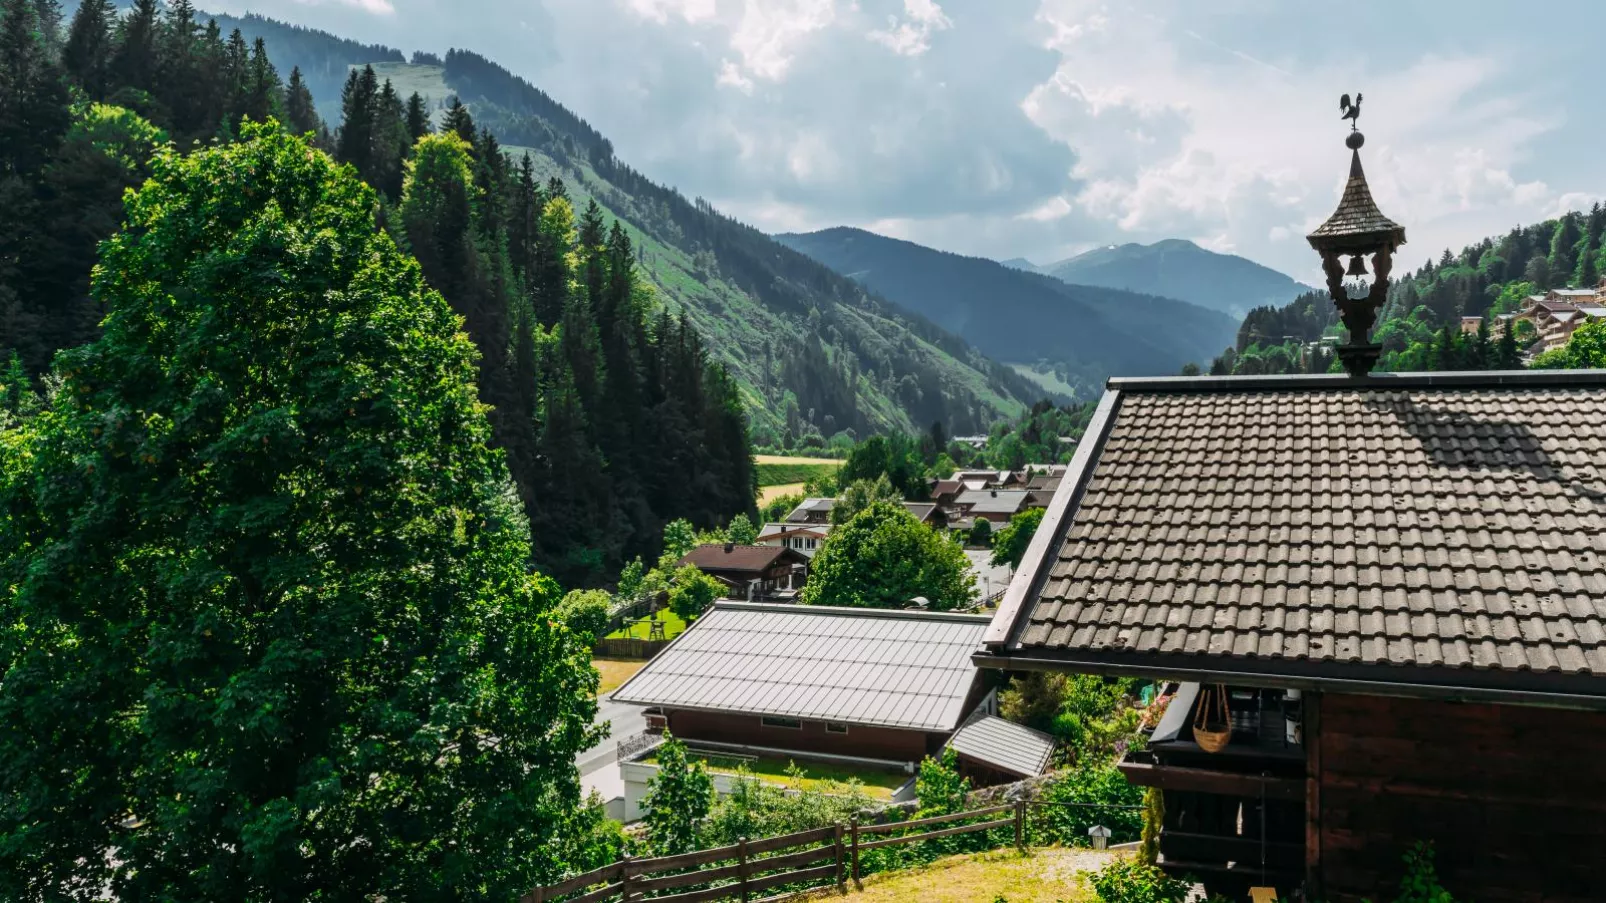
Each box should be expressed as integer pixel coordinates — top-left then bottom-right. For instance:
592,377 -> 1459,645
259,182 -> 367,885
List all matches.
802,502 -> 975,610
0,123 -> 598,901
1564,317 -> 1606,368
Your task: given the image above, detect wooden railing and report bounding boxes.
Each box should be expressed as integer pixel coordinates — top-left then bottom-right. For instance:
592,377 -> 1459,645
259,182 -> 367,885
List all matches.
522,802 -> 1025,903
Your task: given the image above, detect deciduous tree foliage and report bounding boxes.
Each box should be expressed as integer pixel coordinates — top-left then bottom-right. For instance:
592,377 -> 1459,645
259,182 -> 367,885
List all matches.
0,123 -> 599,901
991,506 -> 1044,568
641,733 -> 713,856
802,502 -> 975,610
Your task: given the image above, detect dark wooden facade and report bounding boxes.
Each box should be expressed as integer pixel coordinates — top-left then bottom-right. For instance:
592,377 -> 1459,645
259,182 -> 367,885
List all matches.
1310,693 -> 1606,903
1124,684 -> 1606,901
662,708 -> 942,762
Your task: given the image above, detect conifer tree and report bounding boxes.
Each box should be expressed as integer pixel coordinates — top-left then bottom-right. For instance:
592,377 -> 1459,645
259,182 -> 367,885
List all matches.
283,65 -> 320,137
237,36 -> 283,125
60,0 -> 113,98
336,63 -> 377,179
404,89 -> 431,141
109,0 -> 159,95
442,94 -> 474,142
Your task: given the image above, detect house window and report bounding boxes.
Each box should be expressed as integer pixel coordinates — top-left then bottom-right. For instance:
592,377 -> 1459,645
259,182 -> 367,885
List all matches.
762,716 -> 802,730
807,538 -> 816,549
825,722 -> 849,734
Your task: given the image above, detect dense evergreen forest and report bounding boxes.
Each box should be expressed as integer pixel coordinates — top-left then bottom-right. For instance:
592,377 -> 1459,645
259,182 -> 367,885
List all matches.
212,15 -> 1045,443
0,0 -> 753,586
1210,208 -> 1606,375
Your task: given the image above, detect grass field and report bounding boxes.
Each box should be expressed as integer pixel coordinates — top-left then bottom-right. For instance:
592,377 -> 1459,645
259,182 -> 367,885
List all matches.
755,455 -> 844,465
593,658 -> 648,696
758,482 -> 805,506
604,609 -> 688,641
800,847 -> 1113,902
645,750 -> 908,800
755,458 -> 842,488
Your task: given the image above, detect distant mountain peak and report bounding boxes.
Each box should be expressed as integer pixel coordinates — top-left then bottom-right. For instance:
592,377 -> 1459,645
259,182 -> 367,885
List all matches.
776,227 -> 1240,396
1039,239 -> 1309,319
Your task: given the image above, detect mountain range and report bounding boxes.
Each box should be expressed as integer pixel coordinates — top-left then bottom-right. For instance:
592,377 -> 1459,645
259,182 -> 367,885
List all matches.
775,228 -> 1240,398
1013,239 -> 1311,319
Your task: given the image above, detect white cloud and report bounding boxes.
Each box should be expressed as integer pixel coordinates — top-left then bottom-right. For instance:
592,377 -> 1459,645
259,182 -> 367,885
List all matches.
212,0 -> 1606,284
623,0 -> 715,24
867,0 -> 952,56
726,0 -> 838,82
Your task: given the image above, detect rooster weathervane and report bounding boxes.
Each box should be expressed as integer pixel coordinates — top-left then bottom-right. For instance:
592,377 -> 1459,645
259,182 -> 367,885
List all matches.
1340,92 -> 1362,129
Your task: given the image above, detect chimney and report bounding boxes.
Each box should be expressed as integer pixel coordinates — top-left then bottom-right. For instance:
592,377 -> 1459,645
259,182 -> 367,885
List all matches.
1305,98 -> 1406,378
724,542 -> 735,553
990,489 -> 997,497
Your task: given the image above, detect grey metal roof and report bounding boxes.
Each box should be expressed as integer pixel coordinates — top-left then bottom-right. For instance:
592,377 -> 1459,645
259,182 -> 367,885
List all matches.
947,713 -> 1055,777
612,602 -> 990,732
955,489 -> 1030,515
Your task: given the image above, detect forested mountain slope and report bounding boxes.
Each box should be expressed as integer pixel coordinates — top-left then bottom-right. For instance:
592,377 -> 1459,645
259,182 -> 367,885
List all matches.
216,14 -> 1042,443
1210,206 -> 1606,375
776,227 -> 1239,397
1042,238 -> 1310,319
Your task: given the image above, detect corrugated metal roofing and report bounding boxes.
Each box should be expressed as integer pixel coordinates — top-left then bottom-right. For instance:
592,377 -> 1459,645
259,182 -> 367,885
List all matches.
612,602 -> 990,732
947,713 -> 1056,777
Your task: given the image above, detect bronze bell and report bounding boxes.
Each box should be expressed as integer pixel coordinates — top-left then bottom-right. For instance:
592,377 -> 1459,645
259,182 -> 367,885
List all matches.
1345,253 -> 1369,277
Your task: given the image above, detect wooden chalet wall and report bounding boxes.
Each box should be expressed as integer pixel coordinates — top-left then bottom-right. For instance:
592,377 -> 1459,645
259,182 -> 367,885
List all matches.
664,709 -> 940,762
1312,693 -> 1606,902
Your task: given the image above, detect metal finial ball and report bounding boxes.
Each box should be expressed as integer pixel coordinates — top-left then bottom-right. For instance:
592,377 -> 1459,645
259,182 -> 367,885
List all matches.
1346,131 -> 1365,150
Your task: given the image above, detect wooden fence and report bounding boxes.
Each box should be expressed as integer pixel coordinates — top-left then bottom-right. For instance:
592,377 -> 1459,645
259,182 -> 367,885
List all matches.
594,637 -> 673,660
522,802 -> 1024,903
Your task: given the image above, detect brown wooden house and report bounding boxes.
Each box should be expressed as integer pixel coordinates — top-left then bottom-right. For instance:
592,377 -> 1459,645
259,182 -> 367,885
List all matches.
677,543 -> 808,600
976,370 -> 1606,901
979,124 -> 1606,901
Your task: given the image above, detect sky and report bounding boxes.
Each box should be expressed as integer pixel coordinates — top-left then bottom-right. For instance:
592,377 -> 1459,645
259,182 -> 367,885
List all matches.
209,0 -> 1606,282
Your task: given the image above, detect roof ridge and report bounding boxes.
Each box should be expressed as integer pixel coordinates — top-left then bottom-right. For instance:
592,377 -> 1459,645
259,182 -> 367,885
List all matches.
1106,369 -> 1606,393
710,601 -> 992,623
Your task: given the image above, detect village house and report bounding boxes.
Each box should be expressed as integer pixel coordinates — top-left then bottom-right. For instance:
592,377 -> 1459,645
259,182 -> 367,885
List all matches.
1515,282 -> 1606,354
755,521 -> 831,558
974,127 -> 1606,901
783,497 -> 942,526
676,543 -> 808,600
611,603 -> 1021,818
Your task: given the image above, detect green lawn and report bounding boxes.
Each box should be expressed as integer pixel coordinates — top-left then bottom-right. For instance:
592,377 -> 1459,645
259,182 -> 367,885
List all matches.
647,750 -> 909,800
605,608 -> 688,641
755,460 -> 841,487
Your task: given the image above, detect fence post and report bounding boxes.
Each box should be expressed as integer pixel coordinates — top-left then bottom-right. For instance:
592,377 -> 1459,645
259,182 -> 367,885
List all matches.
833,822 -> 846,894
738,836 -> 749,903
620,855 -> 635,902
849,815 -> 862,890
1014,799 -> 1026,853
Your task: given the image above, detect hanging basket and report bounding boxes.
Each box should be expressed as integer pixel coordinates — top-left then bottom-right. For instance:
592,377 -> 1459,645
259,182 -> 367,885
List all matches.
1192,684 -> 1232,753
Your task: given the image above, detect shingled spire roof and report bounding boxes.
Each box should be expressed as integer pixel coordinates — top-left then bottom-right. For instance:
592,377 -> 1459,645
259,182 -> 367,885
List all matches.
1307,144 -> 1406,253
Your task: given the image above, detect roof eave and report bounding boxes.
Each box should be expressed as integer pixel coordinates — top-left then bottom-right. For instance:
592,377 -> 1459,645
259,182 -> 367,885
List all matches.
971,648 -> 1606,713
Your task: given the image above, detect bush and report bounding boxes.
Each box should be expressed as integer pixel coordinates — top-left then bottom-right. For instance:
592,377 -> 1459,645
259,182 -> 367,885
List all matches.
641,734 -> 713,855
1088,858 -> 1192,903
701,765 -> 873,846
1033,764 -> 1144,847
668,565 -> 723,621
556,589 -> 613,644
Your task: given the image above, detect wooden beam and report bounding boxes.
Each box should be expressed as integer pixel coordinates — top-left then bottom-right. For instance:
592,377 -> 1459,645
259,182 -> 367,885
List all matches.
1117,759 -> 1304,802
1305,691 -> 1323,898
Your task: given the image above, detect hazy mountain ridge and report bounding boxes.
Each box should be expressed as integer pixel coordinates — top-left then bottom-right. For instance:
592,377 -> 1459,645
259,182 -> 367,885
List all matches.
776,227 -> 1240,396
1041,238 -> 1311,319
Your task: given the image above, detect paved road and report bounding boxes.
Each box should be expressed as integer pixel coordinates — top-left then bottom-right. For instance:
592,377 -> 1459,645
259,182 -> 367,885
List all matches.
576,693 -> 646,777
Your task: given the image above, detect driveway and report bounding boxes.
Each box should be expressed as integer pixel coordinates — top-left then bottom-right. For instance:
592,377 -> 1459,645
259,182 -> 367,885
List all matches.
576,692 -> 647,777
